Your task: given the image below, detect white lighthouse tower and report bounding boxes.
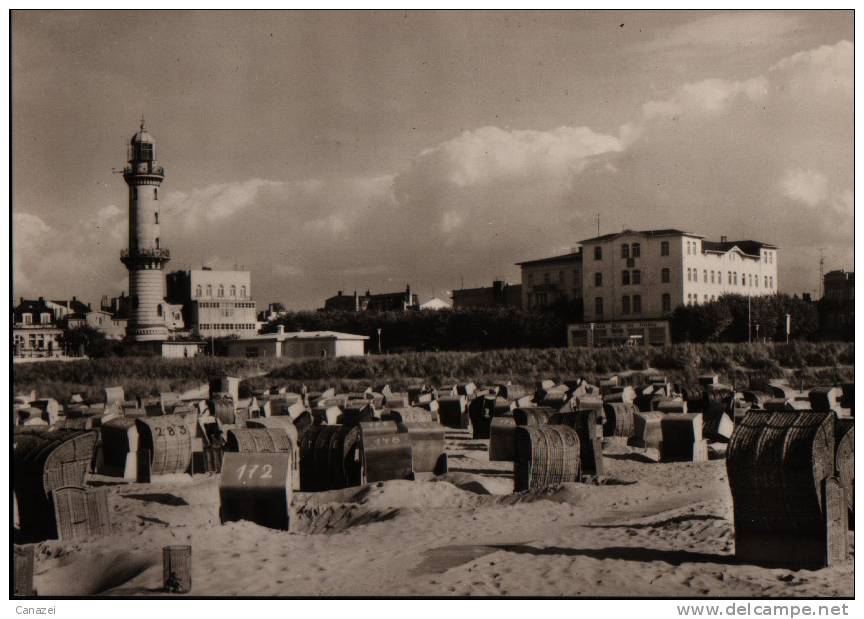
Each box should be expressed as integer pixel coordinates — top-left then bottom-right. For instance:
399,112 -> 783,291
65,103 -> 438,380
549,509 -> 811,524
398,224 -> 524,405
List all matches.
121,119 -> 170,341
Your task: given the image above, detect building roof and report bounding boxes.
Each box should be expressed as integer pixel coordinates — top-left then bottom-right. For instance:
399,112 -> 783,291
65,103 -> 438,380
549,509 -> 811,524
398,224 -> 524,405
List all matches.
515,251 -> 582,267
50,298 -> 90,314
287,331 -> 369,341
701,239 -> 777,257
131,120 -> 155,145
578,228 -> 699,244
233,330 -> 369,342
15,299 -> 53,314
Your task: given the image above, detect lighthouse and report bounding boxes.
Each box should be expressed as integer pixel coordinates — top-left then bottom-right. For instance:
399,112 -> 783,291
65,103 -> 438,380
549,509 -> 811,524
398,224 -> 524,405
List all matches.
120,119 -> 170,341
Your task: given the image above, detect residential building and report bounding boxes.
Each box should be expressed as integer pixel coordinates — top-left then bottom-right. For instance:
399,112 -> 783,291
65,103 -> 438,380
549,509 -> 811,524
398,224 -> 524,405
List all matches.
258,302 -> 289,323
84,310 -> 128,340
13,298 -> 65,358
516,250 -> 583,310
579,229 -> 778,324
819,269 -> 854,338
323,286 -> 418,312
452,280 -> 522,309
823,269 -> 854,302
225,325 -> 368,358
46,297 -> 91,327
166,268 -> 258,338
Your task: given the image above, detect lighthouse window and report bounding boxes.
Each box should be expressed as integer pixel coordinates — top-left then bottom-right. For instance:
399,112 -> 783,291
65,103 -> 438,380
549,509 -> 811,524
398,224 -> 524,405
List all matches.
157,305 -> 163,317
154,188 -> 158,200
154,212 -> 159,224
155,238 -> 160,249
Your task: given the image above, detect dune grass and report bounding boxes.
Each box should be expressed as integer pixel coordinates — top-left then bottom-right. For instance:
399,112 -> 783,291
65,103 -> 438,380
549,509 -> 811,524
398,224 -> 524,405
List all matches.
13,341 -> 853,402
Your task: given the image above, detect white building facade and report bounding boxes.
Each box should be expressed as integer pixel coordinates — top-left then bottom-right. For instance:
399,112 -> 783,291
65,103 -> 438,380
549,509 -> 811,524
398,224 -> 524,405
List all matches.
579,229 -> 778,324
166,269 -> 258,338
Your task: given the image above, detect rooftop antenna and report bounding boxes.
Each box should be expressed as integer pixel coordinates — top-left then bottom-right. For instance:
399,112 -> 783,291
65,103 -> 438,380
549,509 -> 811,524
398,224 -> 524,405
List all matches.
596,212 -> 600,236
818,248 -> 826,298
461,275 -> 464,290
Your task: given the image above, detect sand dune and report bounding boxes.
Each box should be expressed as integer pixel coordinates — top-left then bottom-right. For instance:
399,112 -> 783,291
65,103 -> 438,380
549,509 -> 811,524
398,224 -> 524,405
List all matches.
25,433 -> 853,597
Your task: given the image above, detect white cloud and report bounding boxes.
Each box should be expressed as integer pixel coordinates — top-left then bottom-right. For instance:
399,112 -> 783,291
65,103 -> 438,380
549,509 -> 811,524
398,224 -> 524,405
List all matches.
14,40 -> 853,305
780,168 -> 829,207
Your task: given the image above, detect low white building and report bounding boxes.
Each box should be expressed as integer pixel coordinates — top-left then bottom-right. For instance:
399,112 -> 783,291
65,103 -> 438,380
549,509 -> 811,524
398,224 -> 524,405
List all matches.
225,326 -> 368,359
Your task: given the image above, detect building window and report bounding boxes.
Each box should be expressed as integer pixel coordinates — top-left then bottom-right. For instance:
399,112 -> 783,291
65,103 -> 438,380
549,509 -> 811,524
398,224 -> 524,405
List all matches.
661,241 -> 670,256
544,273 -> 550,284
558,271 -> 564,282
195,285 -> 202,297
661,268 -> 670,283
727,271 -> 732,285
594,246 -> 602,260
622,295 -> 631,314
21,313 -> 32,324
662,293 -> 671,313
594,272 -> 602,287
710,271 -> 715,284
741,273 -> 745,287
632,243 -> 641,258
230,285 -> 236,297
206,285 -> 212,297
218,285 -> 225,298
622,270 -> 630,285
769,276 -> 774,288
632,270 -> 641,285
572,270 -> 579,283
40,312 -> 51,324
621,244 -> 630,259
703,270 -> 707,283
595,297 -> 603,318
632,294 -> 642,314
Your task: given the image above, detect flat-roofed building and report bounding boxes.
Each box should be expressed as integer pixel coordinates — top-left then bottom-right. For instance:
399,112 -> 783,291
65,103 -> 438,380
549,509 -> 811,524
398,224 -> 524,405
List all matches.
225,325 -> 368,358
166,268 -> 258,338
516,250 -> 583,310
452,280 -> 522,309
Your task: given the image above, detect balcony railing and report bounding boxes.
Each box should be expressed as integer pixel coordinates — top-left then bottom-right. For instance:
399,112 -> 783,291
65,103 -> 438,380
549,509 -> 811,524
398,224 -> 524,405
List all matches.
121,247 -> 171,260
123,165 -> 165,178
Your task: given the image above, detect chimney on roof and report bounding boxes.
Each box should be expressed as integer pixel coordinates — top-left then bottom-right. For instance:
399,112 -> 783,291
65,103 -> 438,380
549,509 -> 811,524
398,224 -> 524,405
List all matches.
721,236 -> 727,243
337,290 -> 342,296
38,296 -> 44,302
277,325 -> 285,335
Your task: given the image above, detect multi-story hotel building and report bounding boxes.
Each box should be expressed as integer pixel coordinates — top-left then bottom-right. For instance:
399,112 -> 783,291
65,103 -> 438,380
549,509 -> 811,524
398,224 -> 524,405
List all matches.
568,229 -> 778,346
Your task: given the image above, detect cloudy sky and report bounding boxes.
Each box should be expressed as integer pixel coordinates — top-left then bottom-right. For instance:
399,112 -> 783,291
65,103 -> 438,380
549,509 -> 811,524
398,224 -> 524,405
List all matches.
12,10 -> 853,308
